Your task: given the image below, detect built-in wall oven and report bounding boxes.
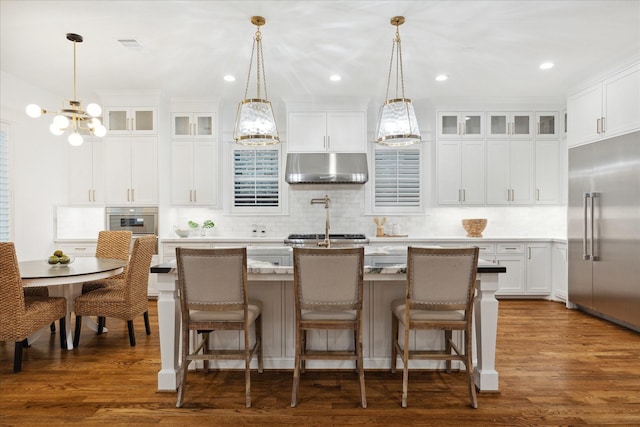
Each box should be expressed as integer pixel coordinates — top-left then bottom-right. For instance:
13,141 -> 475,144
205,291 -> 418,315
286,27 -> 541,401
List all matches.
106,207 -> 158,253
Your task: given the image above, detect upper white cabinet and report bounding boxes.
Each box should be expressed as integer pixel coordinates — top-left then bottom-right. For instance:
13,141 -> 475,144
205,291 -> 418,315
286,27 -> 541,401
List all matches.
534,140 -> 560,204
437,112 -> 484,139
567,62 -> 640,147
487,112 -> 533,138
104,106 -> 157,135
171,112 -> 215,139
535,112 -> 559,138
486,140 -> 534,205
104,136 -> 158,205
287,111 -> 366,152
437,140 -> 486,205
68,139 -> 104,205
171,140 -> 218,206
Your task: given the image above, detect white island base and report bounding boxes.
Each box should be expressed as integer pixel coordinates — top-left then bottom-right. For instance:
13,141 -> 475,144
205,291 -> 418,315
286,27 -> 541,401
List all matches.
152,260 -> 503,393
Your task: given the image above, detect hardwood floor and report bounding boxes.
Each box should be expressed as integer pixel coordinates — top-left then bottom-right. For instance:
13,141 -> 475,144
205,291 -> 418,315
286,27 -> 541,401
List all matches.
1,300 -> 639,426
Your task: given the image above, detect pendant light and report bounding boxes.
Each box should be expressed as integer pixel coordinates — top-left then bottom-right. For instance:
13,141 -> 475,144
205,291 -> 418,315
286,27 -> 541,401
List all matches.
26,33 -> 106,146
375,16 -> 421,146
233,16 -> 280,146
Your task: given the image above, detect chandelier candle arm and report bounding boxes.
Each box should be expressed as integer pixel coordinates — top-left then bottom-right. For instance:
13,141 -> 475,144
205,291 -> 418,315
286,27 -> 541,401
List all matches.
25,33 -> 106,146
375,16 -> 421,147
233,16 -> 280,146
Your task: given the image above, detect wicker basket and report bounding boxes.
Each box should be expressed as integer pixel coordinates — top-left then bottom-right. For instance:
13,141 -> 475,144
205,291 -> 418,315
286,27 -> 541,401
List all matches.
462,218 -> 487,238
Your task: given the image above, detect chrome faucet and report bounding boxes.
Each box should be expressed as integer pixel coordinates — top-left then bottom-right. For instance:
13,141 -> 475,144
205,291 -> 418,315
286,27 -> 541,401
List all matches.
311,195 -> 331,247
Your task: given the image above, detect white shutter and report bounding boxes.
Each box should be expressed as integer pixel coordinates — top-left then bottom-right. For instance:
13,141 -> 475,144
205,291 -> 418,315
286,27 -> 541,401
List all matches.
374,148 -> 420,207
233,149 -> 279,207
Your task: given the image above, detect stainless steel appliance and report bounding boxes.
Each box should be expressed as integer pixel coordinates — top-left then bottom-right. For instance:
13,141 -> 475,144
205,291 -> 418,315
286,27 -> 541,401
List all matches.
106,207 -> 158,253
568,131 -> 640,331
285,153 -> 368,184
284,234 -> 369,247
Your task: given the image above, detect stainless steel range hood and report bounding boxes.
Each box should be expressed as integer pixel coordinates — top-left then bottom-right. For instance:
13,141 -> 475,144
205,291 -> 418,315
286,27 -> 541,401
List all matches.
285,153 -> 368,184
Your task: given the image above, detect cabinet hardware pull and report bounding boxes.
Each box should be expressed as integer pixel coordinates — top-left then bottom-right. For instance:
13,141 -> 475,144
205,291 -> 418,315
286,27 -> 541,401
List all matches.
528,247 -> 531,259
327,135 -> 330,149
596,118 -> 601,134
75,247 -> 87,251
536,188 -> 540,201
127,189 -> 130,202
193,190 -> 197,203
601,117 -> 605,133
463,189 -> 466,202
131,188 -> 135,201
189,190 -> 192,202
511,189 -> 515,201
92,190 -> 96,202
88,190 -> 92,202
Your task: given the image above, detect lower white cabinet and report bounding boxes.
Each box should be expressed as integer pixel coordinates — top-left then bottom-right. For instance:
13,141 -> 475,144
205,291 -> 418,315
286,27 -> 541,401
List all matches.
552,242 -> 568,301
526,242 -> 551,295
494,244 -> 527,296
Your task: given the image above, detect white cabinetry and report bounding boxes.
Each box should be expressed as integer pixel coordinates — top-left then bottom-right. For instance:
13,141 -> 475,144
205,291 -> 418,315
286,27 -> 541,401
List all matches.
171,112 -> 215,139
567,62 -> 640,147
104,106 -> 157,135
535,112 -> 559,138
552,241 -> 568,301
486,140 -> 534,205
487,112 -> 533,138
437,112 -> 484,139
436,140 -> 486,205
171,140 -> 218,206
287,111 -> 366,152
526,242 -> 551,295
69,139 -> 104,205
534,140 -> 560,204
104,136 -> 158,205
494,243 -> 526,296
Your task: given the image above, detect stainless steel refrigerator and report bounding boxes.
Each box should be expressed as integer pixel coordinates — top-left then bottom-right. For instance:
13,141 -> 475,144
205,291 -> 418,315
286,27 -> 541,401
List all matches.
568,131 -> 640,331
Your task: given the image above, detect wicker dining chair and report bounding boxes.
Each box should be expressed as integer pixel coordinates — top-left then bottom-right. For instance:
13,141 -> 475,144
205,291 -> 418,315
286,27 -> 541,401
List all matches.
81,230 -> 132,294
73,235 -> 156,348
175,247 -> 263,408
291,247 -> 366,408
0,242 -> 67,373
390,246 -> 480,408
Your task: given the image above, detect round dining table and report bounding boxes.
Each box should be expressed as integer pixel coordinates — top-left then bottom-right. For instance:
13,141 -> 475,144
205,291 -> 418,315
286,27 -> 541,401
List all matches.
20,257 -> 127,350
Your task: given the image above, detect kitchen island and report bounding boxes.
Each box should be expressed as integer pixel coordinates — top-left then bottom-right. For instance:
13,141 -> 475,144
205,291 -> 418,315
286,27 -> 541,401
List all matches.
151,253 -> 505,393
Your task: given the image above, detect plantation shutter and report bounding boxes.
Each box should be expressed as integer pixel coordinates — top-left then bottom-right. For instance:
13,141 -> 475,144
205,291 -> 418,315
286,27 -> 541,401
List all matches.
374,148 -> 420,207
233,149 -> 279,207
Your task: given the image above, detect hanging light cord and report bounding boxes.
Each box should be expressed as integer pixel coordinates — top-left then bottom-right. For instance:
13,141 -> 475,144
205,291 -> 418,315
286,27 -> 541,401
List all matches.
242,25 -> 269,100
384,24 -> 405,101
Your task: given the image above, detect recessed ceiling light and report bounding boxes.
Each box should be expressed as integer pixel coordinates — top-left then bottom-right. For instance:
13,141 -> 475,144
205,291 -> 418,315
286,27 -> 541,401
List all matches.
224,75 -> 236,82
435,74 -> 448,82
330,74 -> 341,82
539,62 -> 554,70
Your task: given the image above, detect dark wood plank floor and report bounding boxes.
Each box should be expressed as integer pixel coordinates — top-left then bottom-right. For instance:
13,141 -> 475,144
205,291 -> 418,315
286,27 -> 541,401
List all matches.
1,299 -> 639,426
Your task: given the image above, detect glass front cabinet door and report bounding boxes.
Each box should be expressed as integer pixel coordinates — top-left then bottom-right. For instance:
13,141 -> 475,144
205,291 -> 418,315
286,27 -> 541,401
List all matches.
487,112 -> 534,138
171,113 -> 216,139
535,112 -> 559,138
438,112 -> 484,139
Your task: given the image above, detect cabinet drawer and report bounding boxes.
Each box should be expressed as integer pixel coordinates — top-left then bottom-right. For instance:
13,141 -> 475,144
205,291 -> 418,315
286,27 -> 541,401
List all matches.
162,243 -> 211,262
57,243 -> 97,257
496,243 -> 525,254
469,243 -> 495,254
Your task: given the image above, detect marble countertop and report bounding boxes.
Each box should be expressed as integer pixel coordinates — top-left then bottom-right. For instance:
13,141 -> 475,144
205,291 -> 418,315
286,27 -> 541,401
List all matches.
150,258 -> 505,275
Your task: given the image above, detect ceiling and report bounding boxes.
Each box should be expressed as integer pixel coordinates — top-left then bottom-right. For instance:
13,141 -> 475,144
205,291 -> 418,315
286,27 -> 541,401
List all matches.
1,0 -> 639,104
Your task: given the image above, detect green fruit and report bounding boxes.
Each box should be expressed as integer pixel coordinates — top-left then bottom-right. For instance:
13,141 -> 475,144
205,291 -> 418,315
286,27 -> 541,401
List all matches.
48,256 -> 60,264
53,249 -> 64,257
59,255 -> 71,264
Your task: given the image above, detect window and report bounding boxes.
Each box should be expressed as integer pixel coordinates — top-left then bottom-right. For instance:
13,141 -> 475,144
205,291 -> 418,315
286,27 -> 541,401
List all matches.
233,148 -> 280,211
0,122 -> 11,241
372,147 -> 421,213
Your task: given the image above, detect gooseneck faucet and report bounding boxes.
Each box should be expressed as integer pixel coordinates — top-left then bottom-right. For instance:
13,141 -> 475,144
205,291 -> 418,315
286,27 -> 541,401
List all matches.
311,194 -> 331,247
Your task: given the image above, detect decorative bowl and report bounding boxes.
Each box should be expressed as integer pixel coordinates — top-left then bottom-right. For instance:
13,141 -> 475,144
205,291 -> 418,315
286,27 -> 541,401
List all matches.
462,218 -> 487,238
175,228 -> 191,238
47,255 -> 75,267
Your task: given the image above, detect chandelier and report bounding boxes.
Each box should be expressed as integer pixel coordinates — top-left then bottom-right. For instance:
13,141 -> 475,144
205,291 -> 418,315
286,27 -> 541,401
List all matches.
26,33 -> 106,146
233,16 -> 280,146
375,16 -> 421,146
